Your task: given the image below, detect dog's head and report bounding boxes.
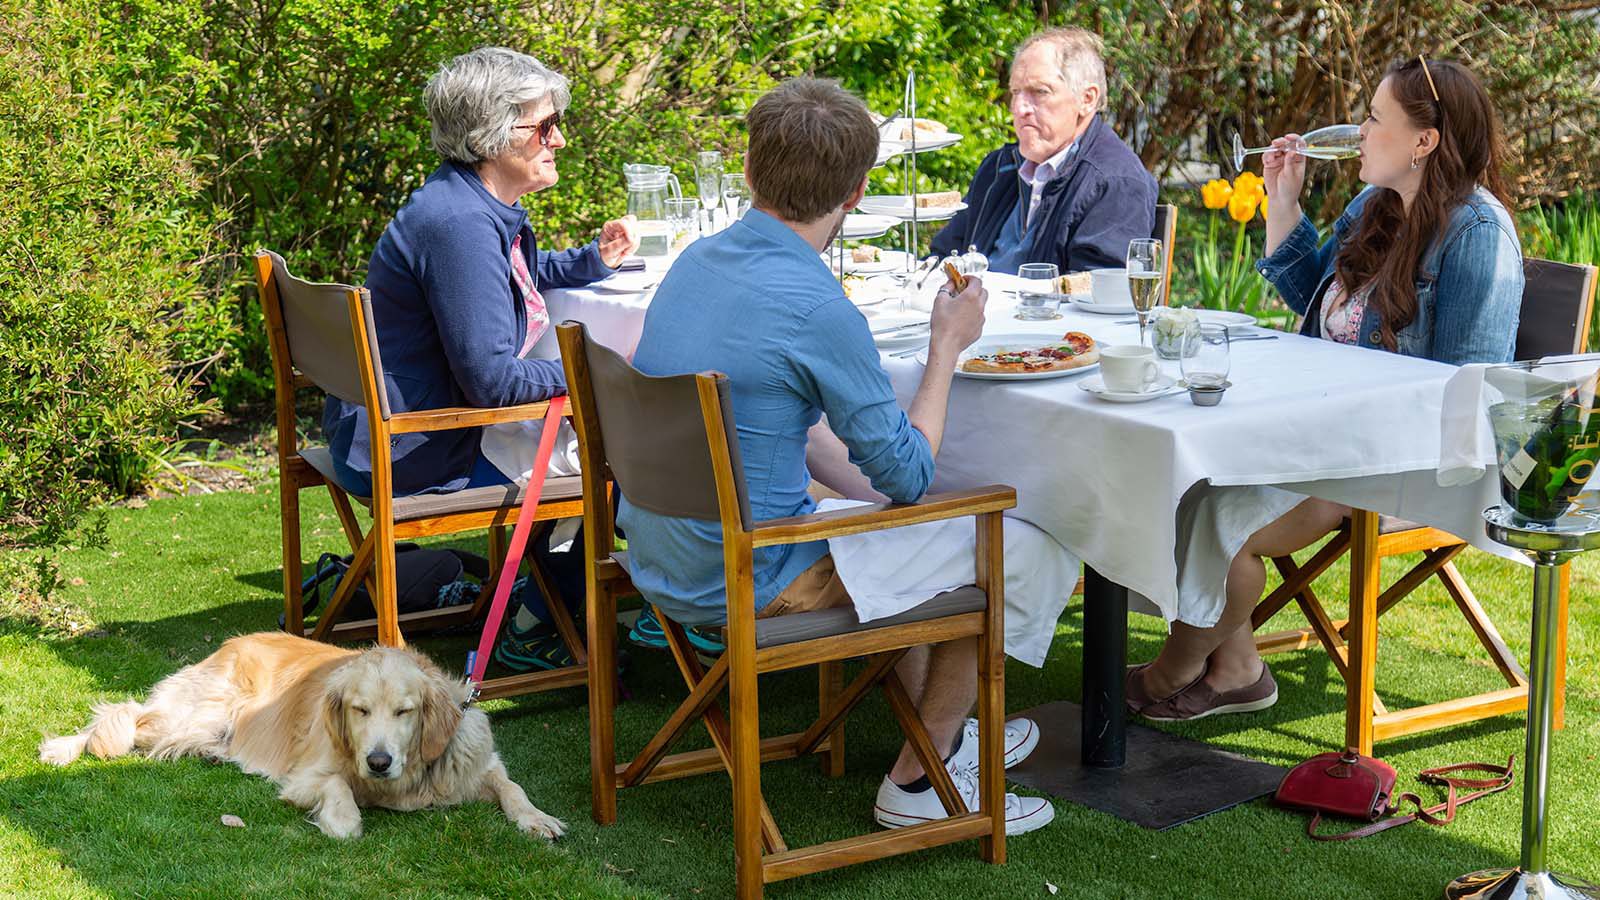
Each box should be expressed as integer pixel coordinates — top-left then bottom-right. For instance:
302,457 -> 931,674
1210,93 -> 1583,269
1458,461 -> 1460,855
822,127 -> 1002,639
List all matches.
323,646 -> 466,781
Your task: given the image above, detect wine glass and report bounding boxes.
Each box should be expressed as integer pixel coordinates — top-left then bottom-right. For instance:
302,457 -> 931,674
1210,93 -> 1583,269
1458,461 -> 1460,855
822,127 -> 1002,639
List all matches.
722,173 -> 751,223
1014,263 -> 1060,321
1126,238 -> 1165,346
1231,124 -> 1361,173
1180,324 -> 1231,388
695,150 -> 722,231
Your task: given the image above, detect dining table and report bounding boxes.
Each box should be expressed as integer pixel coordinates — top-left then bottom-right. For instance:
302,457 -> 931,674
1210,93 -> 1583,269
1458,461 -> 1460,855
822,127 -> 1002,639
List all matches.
543,256 -> 1514,828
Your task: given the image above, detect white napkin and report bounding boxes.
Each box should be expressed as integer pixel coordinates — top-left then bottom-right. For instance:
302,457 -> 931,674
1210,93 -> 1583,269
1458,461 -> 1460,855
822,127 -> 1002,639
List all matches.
1437,363 -> 1496,487
479,419 -> 584,482
817,498 -> 1080,667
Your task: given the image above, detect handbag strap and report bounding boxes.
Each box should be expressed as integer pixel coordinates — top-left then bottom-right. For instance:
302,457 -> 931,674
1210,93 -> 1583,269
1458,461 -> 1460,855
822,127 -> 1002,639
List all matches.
466,397 -> 568,688
1307,755 -> 1515,841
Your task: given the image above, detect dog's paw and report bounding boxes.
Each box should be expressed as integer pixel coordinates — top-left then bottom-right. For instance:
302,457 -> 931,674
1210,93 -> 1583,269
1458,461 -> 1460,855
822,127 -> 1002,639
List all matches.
315,811 -> 363,840
38,736 -> 84,767
515,809 -> 566,840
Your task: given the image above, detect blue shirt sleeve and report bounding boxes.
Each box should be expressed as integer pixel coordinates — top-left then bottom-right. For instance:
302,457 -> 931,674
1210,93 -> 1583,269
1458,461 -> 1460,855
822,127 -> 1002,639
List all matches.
1430,218 -> 1524,365
1255,214 -> 1333,316
413,211 -> 566,408
536,237 -> 615,289
784,296 -> 934,503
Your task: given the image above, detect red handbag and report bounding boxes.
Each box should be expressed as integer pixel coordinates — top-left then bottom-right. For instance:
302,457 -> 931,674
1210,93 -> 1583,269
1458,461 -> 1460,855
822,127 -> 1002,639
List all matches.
1274,749 -> 1515,841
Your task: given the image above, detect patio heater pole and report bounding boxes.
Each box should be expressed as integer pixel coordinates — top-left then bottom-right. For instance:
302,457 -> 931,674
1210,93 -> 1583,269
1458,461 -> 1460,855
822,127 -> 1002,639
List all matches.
1444,509 -> 1600,900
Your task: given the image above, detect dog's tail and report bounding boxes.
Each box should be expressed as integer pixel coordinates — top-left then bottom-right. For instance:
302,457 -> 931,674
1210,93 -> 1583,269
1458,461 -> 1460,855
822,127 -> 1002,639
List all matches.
38,701 -> 145,766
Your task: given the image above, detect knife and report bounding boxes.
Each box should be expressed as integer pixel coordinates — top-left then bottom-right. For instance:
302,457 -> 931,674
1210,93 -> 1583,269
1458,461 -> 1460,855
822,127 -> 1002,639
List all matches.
871,320 -> 931,336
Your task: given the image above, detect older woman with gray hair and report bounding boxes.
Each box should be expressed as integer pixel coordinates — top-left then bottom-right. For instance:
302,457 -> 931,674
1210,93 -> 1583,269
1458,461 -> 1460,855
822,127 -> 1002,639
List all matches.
325,46 -> 638,498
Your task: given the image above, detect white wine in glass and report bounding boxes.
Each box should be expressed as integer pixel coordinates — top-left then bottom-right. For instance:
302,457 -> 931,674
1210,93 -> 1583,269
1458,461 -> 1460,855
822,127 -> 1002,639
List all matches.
1126,239 -> 1165,347
1231,124 -> 1361,173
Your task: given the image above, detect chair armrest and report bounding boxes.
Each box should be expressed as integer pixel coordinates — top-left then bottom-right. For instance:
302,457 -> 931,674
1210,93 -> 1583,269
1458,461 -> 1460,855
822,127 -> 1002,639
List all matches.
388,401 -> 572,434
749,485 -> 1016,549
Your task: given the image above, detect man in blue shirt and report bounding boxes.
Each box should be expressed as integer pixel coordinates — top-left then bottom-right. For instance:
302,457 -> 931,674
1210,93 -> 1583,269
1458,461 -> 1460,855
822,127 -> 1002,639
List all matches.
621,78 -> 1053,834
930,27 -> 1157,274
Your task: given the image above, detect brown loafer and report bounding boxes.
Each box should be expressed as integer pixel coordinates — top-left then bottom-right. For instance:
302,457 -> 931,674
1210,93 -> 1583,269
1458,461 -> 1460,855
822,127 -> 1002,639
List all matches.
1124,663 -> 1208,717
1137,664 -> 1279,722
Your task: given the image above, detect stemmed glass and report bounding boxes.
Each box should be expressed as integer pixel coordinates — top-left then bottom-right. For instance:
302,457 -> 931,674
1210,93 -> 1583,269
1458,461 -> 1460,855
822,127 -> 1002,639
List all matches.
1126,239 -> 1165,346
722,173 -> 751,223
1230,124 -> 1362,173
695,150 -> 722,231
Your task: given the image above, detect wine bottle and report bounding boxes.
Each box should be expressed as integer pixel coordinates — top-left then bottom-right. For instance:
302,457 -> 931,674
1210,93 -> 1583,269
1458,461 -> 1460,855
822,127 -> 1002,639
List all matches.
1500,369 -> 1600,524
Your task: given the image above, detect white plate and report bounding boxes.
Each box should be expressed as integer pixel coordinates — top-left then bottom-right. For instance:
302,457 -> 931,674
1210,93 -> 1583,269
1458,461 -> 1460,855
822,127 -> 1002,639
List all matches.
1069,296 -> 1137,315
1078,373 -> 1182,402
874,144 -> 903,168
856,196 -> 967,221
841,214 -> 902,239
843,275 -> 898,308
829,248 -> 913,275
917,332 -> 1101,380
1191,309 -> 1258,328
870,310 -> 931,349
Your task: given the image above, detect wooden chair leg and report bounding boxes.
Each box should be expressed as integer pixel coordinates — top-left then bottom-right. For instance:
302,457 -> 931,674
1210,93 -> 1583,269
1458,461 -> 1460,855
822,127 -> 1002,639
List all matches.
818,661 -> 845,777
372,516 -> 402,648
975,509 -> 1006,864
1437,560 -> 1527,687
727,612 -> 765,899
797,650 -> 907,757
311,532 -> 376,642
533,551 -> 588,666
280,471 -> 305,634
880,671 -> 964,817
327,486 -> 381,607
588,580 -> 619,824
1345,510 -> 1380,756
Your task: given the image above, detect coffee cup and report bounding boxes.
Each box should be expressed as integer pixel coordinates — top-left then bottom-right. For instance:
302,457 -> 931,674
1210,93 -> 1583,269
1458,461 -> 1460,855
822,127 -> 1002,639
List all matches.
1100,344 -> 1160,393
1088,268 -> 1132,307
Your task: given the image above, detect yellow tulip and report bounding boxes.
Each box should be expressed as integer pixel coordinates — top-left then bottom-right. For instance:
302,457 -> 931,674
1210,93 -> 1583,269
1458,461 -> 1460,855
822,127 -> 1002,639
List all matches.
1228,190 -> 1259,223
1200,178 -> 1233,210
1233,171 -> 1265,200
1259,194 -> 1269,219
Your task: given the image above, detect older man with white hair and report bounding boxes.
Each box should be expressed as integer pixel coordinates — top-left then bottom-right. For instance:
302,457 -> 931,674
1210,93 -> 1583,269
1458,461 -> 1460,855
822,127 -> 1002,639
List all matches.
931,27 -> 1157,275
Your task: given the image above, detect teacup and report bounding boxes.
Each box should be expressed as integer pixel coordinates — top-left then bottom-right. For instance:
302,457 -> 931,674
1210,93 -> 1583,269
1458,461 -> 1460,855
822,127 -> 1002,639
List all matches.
1088,268 -> 1133,307
1100,344 -> 1160,393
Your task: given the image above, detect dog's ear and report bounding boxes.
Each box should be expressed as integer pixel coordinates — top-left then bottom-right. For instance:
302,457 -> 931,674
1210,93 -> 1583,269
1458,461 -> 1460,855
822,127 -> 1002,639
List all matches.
324,679 -> 353,759
418,675 -> 462,764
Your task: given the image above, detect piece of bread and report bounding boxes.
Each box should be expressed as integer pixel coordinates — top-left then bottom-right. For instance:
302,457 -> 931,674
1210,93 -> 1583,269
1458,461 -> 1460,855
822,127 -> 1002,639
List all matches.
1058,272 -> 1093,296
895,118 -> 947,141
851,246 -> 881,263
915,190 -> 962,209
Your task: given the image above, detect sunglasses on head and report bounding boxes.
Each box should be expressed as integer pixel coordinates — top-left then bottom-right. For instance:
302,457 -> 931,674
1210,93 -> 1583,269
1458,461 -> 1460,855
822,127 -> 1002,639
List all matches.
512,111 -> 563,146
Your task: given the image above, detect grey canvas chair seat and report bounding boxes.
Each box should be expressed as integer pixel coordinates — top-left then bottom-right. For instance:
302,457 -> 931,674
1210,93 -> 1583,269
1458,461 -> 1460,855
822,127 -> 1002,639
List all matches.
299,446 -> 582,523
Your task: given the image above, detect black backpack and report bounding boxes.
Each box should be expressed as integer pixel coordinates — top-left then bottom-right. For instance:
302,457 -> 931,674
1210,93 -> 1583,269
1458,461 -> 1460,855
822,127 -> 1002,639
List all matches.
298,543 -> 490,621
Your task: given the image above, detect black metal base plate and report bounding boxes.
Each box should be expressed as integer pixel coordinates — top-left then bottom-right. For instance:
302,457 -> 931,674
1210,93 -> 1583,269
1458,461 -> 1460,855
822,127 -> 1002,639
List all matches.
1005,700 -> 1287,830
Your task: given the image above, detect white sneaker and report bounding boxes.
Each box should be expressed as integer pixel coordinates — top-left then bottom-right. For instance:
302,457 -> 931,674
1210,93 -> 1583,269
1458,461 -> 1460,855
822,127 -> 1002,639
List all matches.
948,716 -> 1040,773
874,762 -> 1055,836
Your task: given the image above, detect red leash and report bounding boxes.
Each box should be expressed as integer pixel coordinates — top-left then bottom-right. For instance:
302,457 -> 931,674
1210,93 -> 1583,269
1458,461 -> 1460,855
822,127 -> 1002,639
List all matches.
467,396 -> 567,687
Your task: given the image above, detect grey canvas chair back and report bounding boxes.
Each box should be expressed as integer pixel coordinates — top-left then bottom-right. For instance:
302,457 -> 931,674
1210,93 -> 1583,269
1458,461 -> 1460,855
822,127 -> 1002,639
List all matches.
560,322 -> 753,528
1517,258 -> 1597,361
259,250 -> 390,418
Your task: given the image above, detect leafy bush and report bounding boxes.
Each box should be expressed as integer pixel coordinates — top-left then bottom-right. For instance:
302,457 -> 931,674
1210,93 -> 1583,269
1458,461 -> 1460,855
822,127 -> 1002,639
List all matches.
0,0 -> 222,544
1522,191 -> 1600,350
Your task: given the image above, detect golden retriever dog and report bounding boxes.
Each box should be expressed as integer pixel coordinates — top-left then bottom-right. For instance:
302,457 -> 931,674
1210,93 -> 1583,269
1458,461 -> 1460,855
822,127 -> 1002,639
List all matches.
38,632 -> 564,840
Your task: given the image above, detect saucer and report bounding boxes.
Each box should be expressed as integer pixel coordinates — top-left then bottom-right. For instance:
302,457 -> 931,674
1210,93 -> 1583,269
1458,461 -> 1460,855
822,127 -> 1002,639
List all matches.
1078,373 -> 1181,402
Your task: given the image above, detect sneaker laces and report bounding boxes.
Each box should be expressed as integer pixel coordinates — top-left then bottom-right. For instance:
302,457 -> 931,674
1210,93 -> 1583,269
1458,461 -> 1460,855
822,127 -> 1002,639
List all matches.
948,761 -> 1025,817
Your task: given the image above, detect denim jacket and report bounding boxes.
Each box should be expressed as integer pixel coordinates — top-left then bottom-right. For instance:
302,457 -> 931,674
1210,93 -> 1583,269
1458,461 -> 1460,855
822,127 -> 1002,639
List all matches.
1253,185 -> 1523,364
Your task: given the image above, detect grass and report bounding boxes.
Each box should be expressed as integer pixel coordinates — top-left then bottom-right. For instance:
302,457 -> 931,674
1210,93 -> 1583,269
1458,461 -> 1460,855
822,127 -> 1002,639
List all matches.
3,486 -> 1599,899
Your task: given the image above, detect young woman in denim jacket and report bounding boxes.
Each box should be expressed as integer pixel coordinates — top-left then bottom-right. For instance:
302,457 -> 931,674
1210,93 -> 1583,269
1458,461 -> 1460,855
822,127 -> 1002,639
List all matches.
1127,58 -> 1524,721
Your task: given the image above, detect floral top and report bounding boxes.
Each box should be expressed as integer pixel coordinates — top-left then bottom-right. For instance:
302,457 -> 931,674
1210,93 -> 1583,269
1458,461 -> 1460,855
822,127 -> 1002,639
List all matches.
1319,277 -> 1370,346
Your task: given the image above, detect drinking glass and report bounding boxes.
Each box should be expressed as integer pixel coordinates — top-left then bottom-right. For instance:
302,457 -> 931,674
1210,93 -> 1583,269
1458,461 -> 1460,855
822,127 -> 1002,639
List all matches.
695,150 -> 722,230
722,173 -> 751,223
1231,124 -> 1361,173
1126,238 -> 1164,345
1014,262 -> 1060,320
665,197 -> 700,253
1181,324 -> 1231,388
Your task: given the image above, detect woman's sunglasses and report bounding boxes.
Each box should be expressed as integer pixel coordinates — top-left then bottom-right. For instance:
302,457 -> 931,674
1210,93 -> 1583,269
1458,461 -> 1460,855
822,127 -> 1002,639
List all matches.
512,111 -> 563,147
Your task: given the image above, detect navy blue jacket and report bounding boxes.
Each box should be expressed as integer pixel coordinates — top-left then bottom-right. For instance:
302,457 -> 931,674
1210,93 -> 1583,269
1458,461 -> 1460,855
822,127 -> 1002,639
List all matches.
930,115 -> 1157,272
324,161 -> 613,496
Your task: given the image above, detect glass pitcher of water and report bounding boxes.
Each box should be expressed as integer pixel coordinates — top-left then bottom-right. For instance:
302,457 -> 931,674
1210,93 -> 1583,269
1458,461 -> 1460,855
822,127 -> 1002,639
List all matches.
623,164 -> 682,260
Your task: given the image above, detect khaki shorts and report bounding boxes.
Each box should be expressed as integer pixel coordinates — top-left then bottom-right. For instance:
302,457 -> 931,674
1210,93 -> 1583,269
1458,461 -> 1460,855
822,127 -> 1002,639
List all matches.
757,554 -> 852,619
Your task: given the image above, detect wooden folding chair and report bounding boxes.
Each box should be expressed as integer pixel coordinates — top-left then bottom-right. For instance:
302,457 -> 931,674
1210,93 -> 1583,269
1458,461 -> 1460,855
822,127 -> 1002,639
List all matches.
1254,257 -> 1598,754
557,322 -> 1015,898
254,250 -> 588,700
1153,202 -> 1178,306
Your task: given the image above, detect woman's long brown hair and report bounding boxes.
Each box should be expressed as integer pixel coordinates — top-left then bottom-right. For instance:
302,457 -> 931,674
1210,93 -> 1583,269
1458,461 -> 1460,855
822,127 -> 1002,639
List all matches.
1333,58 -> 1511,349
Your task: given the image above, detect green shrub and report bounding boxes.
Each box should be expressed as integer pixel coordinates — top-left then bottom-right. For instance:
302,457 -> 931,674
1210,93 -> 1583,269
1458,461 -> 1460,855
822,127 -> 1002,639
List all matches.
1522,191 -> 1600,350
0,0 -> 223,544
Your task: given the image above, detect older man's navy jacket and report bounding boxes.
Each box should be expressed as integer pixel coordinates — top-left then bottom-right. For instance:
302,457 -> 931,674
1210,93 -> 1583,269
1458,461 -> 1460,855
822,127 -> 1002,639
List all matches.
931,115 -> 1157,273
324,161 -> 611,496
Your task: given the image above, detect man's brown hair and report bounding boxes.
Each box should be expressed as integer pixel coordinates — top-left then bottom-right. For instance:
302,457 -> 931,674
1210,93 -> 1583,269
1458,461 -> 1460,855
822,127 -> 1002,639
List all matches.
745,78 -> 879,224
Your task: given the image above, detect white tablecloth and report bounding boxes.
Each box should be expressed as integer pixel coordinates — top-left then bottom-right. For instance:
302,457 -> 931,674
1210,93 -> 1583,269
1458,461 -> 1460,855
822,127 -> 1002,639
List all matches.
548,267 -> 1513,630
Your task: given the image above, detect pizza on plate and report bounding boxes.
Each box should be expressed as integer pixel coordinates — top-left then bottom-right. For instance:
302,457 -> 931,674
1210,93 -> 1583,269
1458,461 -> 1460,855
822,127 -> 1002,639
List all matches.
960,331 -> 1099,374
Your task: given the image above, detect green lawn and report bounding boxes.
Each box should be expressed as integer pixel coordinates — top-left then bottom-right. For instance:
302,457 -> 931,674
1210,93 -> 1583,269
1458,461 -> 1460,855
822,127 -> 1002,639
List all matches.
2,486 -> 1597,899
